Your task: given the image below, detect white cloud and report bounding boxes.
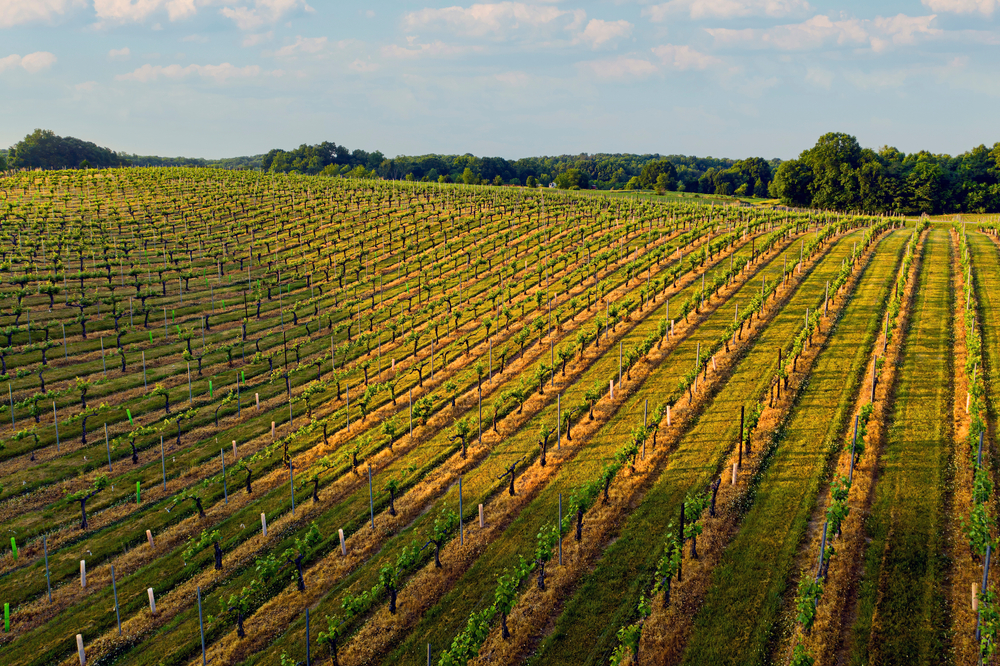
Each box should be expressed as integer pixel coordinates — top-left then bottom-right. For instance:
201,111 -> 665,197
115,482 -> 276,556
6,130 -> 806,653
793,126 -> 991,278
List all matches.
109,47 -> 131,59
403,2 -> 574,38
651,43 -> 721,69
582,55 -> 658,80
220,0 -> 312,31
92,0 -> 309,26
349,58 -> 379,72
0,51 -> 58,73
242,31 -> 272,46
273,35 -> 327,57
74,80 -> 98,91
381,40 -> 484,59
116,61 -> 264,82
706,14 -> 940,52
494,70 -> 530,86
644,0 -> 811,21
0,54 -> 21,72
922,0 -> 996,14
0,0 -> 81,28
579,19 -> 632,48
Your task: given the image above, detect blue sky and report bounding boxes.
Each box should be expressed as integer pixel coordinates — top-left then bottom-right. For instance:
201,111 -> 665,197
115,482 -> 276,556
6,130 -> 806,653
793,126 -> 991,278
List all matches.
1,0 -> 997,160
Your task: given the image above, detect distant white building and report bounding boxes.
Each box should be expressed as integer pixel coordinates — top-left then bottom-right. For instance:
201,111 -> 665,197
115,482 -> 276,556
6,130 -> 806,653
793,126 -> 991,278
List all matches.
548,182 -> 556,188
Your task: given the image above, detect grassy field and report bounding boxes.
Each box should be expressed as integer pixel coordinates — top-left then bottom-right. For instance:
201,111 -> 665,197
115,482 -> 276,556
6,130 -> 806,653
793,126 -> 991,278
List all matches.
848,229 -> 953,666
678,228 -> 908,665
0,166 -> 992,666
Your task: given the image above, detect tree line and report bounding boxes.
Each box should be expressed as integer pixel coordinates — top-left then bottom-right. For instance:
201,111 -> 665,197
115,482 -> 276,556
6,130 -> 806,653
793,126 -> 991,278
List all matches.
772,132 -> 1000,215
6,128 -> 1000,213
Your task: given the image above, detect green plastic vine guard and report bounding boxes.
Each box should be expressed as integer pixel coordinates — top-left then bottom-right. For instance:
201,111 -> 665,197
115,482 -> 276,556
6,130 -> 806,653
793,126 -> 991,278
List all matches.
9,537 -> 15,560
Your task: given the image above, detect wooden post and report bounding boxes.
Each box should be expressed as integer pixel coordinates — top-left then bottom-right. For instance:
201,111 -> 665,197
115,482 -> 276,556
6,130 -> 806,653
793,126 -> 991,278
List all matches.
232,440 -> 237,458
479,504 -> 484,528
255,393 -> 259,410
80,560 -> 86,588
368,465 -> 375,530
271,421 -> 275,440
609,379 -> 614,399
160,435 -> 166,490
339,528 -> 346,555
732,462 -> 738,485
43,535 -> 51,602
261,513 -> 268,537
77,634 -> 86,665
558,493 -> 563,565
148,587 -> 157,616
198,586 -> 207,666
147,529 -> 154,548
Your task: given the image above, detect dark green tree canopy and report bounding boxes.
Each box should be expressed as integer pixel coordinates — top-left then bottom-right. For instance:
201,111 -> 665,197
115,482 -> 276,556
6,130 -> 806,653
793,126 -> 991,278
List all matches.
639,160 -> 677,190
9,129 -> 131,170
772,131 -> 1000,214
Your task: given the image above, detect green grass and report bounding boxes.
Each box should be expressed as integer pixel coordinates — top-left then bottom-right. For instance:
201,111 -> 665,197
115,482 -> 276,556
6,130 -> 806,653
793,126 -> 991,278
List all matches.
848,229 -> 952,666
376,230 -> 810,666
529,229 -> 866,666
678,228 -> 909,665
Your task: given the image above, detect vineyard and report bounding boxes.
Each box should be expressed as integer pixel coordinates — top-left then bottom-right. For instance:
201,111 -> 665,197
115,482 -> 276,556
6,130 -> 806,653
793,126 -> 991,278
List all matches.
0,168 -> 998,666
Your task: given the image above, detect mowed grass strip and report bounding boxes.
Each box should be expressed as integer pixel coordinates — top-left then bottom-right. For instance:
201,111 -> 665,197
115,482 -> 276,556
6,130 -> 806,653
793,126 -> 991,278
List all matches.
529,229 -> 866,666
677,228 -> 909,665
373,232 -> 808,666
969,231 -> 1000,448
848,229 -> 953,666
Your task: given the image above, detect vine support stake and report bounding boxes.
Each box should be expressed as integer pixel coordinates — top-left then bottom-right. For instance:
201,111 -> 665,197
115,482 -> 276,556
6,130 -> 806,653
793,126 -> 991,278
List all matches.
289,462 -> 295,516
54,401 -> 60,452
368,465 -> 375,530
43,535 -> 51,602
77,634 -> 85,666
221,450 -> 228,504
459,477 -> 464,546
198,586 -> 206,666
339,529 -> 346,556
557,394 -> 561,452
160,435 -> 166,490
849,415 -> 858,485
559,493 -> 563,566
111,565 -> 121,634
105,423 -> 112,471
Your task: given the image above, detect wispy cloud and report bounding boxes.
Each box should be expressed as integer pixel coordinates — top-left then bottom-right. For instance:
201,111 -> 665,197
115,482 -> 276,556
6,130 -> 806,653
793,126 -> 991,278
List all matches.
582,55 -> 658,80
116,61 -> 271,82
0,0 -> 82,28
109,47 -> 131,59
707,14 -> 940,52
273,35 -> 327,57
579,19 -> 632,49
242,31 -> 273,47
644,0 -> 811,21
381,40 -> 485,59
922,0 -> 997,14
220,0 -> 313,31
651,44 -> 721,70
0,51 -> 58,73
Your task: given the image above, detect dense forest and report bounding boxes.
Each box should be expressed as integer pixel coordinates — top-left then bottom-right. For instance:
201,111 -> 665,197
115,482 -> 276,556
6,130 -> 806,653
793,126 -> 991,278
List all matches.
772,132 -> 1000,215
4,129 -> 131,169
5,129 -> 1000,213
258,141 -> 773,195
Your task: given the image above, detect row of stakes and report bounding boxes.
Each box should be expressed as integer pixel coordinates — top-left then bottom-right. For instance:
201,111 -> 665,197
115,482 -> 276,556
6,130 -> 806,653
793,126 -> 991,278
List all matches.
7,463 -> 521,666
